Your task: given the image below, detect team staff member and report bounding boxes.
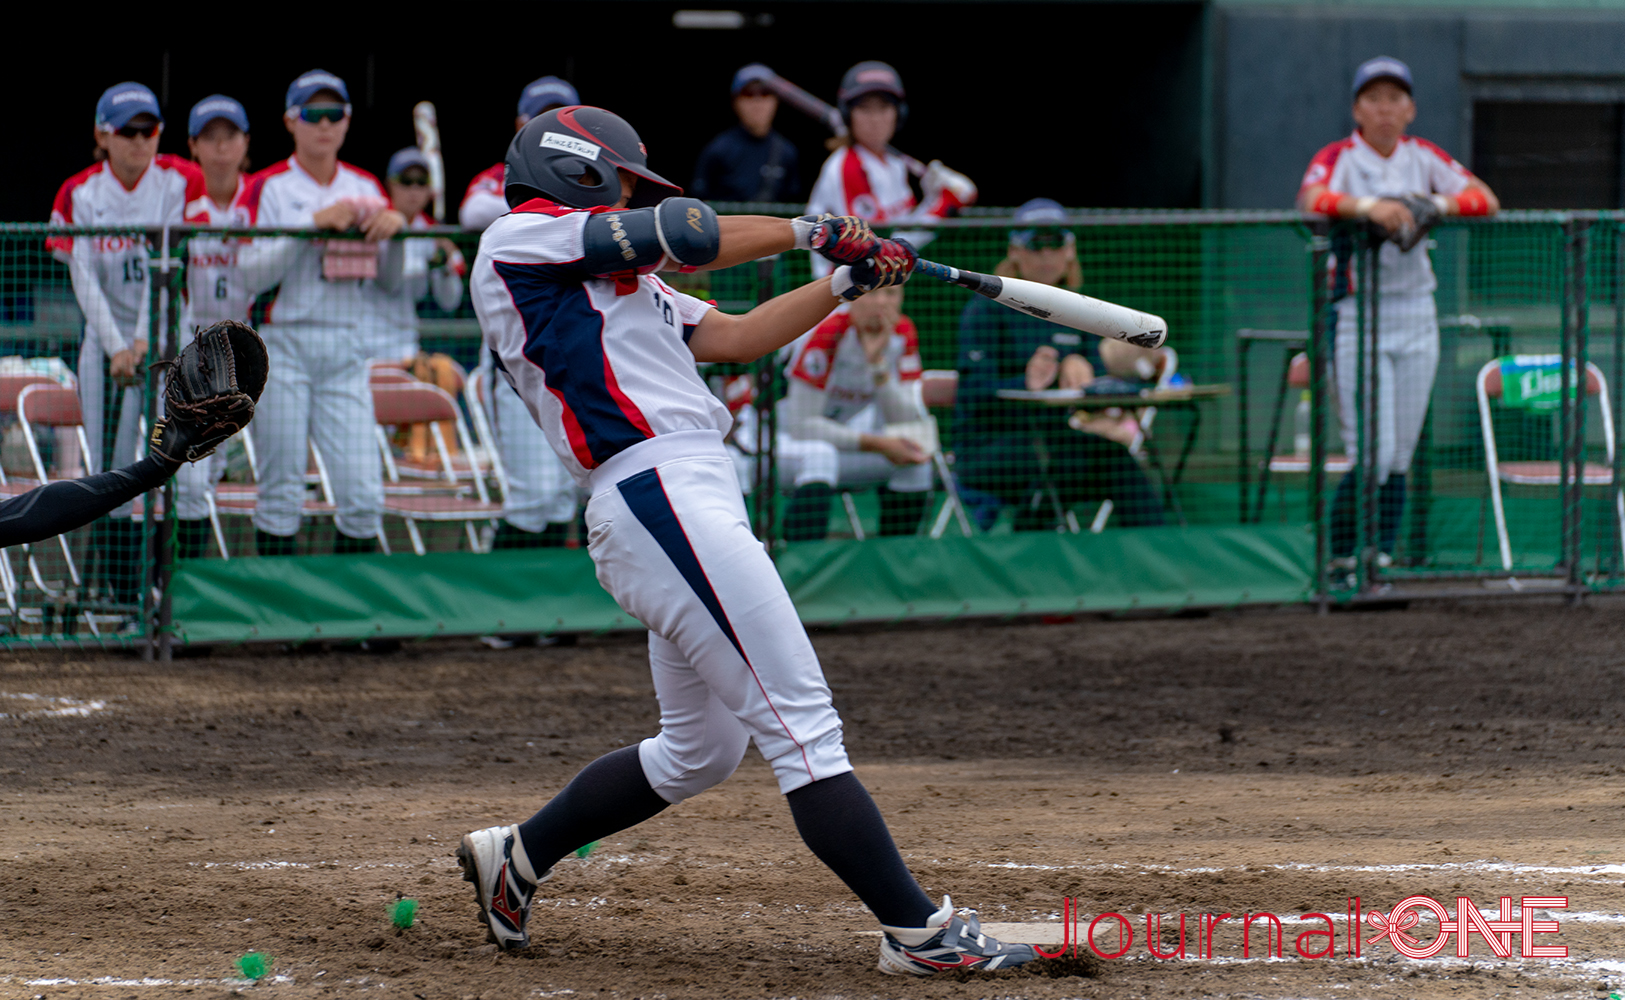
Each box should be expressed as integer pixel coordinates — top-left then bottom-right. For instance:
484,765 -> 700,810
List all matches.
457,105 -> 1035,976
460,76 -> 582,548
804,61 -> 976,277
955,199 -> 1165,531
237,69 -> 403,555
174,94 -> 254,559
778,284 -> 931,540
1297,56 -> 1499,565
691,63 -> 800,202
49,82 -> 204,601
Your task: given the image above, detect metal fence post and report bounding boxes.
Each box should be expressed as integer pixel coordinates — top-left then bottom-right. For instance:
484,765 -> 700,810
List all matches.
1307,224 -> 1331,611
1613,219 -> 1625,585
1568,219 -> 1590,600
750,256 -> 778,546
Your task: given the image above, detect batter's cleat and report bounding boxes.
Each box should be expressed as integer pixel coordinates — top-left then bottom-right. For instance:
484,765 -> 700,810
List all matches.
878,895 -> 1039,976
456,824 -> 551,950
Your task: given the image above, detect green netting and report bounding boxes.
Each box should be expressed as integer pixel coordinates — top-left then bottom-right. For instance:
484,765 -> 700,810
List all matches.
2,209 -> 1621,648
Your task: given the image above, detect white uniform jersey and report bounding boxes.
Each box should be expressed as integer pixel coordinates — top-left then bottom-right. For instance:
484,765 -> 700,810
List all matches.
182,179 -> 254,327
1300,130 -> 1473,297
49,155 -> 203,354
357,213 -> 466,362
237,156 -> 393,329
458,163 -> 508,232
784,311 -> 922,441
805,145 -> 955,278
470,199 -> 722,487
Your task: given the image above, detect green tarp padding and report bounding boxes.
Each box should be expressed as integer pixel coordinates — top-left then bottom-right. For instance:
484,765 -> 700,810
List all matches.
167,526 -> 1314,645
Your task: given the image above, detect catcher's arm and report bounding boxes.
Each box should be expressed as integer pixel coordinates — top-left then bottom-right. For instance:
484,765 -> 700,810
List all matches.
0,454 -> 175,547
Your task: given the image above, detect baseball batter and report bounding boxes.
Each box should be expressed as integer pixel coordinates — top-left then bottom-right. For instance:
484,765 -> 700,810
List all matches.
1297,56 -> 1499,563
459,105 -> 1035,976
174,94 -> 254,558
804,61 -> 975,277
461,76 -> 581,548
779,285 -> 932,540
49,82 -> 204,602
237,69 -> 402,555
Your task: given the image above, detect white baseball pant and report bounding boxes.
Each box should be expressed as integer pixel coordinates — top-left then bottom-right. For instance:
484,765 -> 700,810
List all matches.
481,358 -> 577,530
584,430 -> 852,802
251,328 -> 383,539
1335,291 -> 1440,485
77,338 -> 142,516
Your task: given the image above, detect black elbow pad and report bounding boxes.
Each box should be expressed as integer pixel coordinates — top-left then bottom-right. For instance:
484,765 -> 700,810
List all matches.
655,197 -> 720,268
581,207 -> 665,276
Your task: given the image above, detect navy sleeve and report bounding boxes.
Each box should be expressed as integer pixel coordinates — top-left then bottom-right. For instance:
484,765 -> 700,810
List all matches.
0,454 -> 173,547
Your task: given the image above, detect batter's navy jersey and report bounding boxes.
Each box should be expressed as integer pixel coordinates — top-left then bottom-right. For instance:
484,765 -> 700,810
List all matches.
470,198 -> 725,487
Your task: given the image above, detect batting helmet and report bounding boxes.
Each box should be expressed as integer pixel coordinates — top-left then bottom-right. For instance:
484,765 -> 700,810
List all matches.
503,106 -> 683,210
837,61 -> 908,128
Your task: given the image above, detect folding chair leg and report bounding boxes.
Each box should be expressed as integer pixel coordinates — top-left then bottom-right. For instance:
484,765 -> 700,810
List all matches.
0,549 -> 17,613
1090,500 -> 1114,534
841,492 -> 866,540
403,518 -> 426,556
204,493 -> 230,560
57,534 -> 81,587
929,495 -> 956,540
931,451 -> 972,538
464,521 -> 482,553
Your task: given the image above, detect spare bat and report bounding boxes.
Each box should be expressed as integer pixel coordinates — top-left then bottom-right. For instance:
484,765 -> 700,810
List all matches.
758,72 -> 927,179
413,101 -> 446,222
914,258 -> 1168,349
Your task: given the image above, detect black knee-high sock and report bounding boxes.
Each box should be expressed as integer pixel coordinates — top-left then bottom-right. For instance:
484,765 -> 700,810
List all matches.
516,745 -> 668,880
1329,471 -> 1360,558
1378,473 -> 1406,556
786,771 -> 936,927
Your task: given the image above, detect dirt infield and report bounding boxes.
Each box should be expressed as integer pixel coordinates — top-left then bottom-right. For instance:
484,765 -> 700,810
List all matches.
2,599 -> 1622,999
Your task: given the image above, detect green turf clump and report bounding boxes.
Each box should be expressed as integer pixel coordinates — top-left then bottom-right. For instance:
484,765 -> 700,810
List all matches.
391,898 -> 418,930
575,840 -> 600,858
236,952 -> 273,981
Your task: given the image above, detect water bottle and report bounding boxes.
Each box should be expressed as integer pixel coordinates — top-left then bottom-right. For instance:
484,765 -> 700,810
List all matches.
1293,391 -> 1311,456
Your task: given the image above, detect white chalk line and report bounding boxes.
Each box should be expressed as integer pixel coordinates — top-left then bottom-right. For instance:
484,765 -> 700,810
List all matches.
983,859 -> 1625,878
0,691 -> 110,719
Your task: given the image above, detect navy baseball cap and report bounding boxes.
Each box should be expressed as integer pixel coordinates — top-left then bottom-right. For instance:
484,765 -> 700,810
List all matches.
188,95 -> 249,137
1010,198 -> 1073,249
95,82 -> 163,132
285,69 -> 350,111
732,63 -> 775,95
386,147 -> 430,179
517,76 -> 580,122
1352,56 -> 1412,98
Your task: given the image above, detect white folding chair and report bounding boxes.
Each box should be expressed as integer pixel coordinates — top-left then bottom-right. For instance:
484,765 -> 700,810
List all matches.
372,383 -> 502,554
919,370 -> 974,539
1477,356 -> 1623,571
16,384 -> 92,608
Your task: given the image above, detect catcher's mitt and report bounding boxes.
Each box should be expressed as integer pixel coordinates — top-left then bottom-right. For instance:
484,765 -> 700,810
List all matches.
150,320 -> 269,466
1391,193 -> 1442,253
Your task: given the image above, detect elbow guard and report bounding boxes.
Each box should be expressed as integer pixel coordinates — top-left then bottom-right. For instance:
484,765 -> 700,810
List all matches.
654,197 -> 720,269
582,207 -> 666,276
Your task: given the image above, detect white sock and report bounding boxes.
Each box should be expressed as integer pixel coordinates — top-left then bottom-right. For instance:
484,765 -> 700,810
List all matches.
880,895 -> 953,947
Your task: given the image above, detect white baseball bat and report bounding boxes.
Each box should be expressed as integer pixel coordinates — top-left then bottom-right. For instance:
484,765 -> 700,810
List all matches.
413,101 -> 446,222
914,259 -> 1168,349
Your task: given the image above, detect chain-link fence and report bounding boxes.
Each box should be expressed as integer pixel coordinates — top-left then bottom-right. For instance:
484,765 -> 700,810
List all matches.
2,210 -> 1619,648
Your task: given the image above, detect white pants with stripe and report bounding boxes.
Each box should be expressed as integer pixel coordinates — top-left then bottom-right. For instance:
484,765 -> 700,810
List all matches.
1335,292 -> 1440,485
583,431 -> 851,802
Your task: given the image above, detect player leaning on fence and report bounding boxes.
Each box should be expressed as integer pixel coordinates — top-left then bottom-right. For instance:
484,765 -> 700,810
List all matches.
1297,56 -> 1499,569
49,82 -> 204,603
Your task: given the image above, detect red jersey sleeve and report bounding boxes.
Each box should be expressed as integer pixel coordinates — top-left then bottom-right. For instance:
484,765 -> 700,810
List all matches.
896,316 -> 923,381
790,314 -> 849,391
1299,138 -> 1353,195
47,165 -> 98,254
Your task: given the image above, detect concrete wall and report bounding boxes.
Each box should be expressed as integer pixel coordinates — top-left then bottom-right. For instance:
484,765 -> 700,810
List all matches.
1214,6 -> 1625,208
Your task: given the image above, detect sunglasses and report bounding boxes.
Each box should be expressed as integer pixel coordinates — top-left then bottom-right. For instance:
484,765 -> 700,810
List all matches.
295,104 -> 350,124
113,123 -> 160,139
392,175 -> 429,187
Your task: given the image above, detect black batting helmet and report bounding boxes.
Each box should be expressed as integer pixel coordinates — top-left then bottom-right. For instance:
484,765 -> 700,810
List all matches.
837,61 -> 908,128
503,106 -> 683,210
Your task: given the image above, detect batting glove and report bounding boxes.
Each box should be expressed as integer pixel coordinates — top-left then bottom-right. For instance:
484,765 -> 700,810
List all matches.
830,238 -> 918,302
792,214 -> 881,265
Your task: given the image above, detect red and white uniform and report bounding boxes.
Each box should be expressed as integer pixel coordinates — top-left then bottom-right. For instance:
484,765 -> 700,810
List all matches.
1300,130 -> 1472,298
236,156 -> 388,540
1300,130 -> 1473,482
804,146 -> 958,278
459,164 -> 508,232
471,198 -> 852,801
174,180 -> 251,523
49,156 -> 202,489
778,312 -> 929,492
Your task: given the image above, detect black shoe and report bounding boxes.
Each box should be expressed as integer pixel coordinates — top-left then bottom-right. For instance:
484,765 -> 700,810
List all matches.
255,529 -> 298,558
333,532 -> 379,555
492,521 -> 569,550
177,519 -> 210,560
783,483 -> 833,542
879,488 -> 929,537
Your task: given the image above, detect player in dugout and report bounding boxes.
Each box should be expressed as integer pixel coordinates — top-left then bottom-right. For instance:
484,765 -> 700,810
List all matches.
954,199 -> 1166,531
1297,56 -> 1499,571
691,63 -> 801,203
